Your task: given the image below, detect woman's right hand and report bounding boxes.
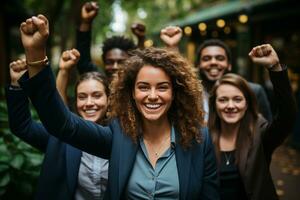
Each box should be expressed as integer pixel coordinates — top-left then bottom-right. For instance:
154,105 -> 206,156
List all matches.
20,14 -> 49,77
59,49 -> 81,70
9,59 -> 28,86
160,26 -> 182,48
20,15 -> 49,54
81,1 -> 99,24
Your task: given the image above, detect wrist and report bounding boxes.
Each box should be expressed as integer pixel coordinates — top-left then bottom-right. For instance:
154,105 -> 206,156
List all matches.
26,56 -> 49,67
79,22 -> 92,31
25,49 -> 47,63
10,81 -> 20,87
9,84 -> 22,91
58,67 -> 72,72
268,62 -> 282,72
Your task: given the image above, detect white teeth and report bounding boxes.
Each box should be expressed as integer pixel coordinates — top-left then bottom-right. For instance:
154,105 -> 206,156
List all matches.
85,110 -> 97,114
145,104 -> 160,109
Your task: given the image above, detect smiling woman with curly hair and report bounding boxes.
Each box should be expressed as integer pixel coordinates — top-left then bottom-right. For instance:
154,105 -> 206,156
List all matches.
108,47 -> 205,147
18,15 -> 219,200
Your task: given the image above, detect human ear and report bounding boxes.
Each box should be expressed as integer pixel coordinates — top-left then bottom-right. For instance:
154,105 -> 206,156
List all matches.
228,63 -> 232,71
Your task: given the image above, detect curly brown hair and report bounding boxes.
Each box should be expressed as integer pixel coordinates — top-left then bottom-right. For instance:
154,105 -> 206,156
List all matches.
108,47 -> 205,148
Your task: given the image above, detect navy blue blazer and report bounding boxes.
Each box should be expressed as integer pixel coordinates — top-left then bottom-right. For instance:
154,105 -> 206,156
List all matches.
6,88 -> 82,200
20,66 -> 219,200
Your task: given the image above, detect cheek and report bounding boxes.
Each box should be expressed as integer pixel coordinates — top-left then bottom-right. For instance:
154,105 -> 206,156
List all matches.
76,100 -> 84,110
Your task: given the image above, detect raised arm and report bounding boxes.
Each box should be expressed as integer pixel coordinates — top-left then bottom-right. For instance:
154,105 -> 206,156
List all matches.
249,44 -> 297,153
131,23 -> 146,49
160,26 -> 182,52
6,59 -> 49,152
56,48 -> 80,105
19,15 -> 112,158
76,1 -> 100,74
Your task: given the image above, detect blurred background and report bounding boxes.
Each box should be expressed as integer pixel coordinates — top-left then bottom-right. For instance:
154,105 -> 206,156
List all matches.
0,0 -> 300,199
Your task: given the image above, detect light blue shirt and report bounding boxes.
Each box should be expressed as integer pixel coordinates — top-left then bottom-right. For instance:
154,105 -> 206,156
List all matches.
126,126 -> 179,200
75,152 -> 109,200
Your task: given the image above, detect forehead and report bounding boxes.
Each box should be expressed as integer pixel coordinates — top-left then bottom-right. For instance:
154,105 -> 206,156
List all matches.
216,84 -> 244,97
77,79 -> 105,93
105,48 -> 128,60
135,65 -> 171,83
201,46 -> 227,57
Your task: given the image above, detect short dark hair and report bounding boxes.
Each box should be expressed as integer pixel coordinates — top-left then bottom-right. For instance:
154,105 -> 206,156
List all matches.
195,39 -> 232,66
102,36 -> 136,63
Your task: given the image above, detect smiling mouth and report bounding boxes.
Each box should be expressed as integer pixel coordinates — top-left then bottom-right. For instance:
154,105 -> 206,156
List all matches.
84,109 -> 98,115
208,68 -> 221,76
144,103 -> 161,109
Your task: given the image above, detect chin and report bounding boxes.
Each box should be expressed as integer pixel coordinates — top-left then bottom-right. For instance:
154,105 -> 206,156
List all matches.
223,118 -> 240,124
83,115 -> 100,122
142,113 -> 164,122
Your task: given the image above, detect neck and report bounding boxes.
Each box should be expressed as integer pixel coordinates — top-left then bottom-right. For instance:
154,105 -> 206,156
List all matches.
219,121 -> 240,151
220,121 -> 240,137
142,118 -> 171,142
200,73 -> 215,93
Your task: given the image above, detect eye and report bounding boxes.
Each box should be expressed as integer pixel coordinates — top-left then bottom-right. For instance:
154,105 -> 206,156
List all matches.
77,94 -> 87,100
216,55 -> 226,61
201,56 -> 211,61
105,60 -> 113,65
137,84 -> 149,91
217,97 -> 228,103
233,97 -> 244,103
158,85 -> 169,91
117,60 -> 125,64
93,92 -> 103,99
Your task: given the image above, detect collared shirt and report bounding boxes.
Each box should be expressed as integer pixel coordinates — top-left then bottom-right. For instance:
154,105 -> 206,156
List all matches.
126,126 -> 179,200
203,89 -> 209,123
75,152 -> 109,200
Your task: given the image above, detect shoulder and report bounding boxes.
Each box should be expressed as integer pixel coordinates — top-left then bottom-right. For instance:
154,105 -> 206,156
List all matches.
248,81 -> 263,91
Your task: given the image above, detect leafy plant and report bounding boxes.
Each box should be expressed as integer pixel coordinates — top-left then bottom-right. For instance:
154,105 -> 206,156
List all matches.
0,90 -> 44,199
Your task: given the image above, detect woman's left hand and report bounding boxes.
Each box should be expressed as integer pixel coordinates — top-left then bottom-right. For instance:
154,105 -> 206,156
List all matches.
249,44 -> 281,71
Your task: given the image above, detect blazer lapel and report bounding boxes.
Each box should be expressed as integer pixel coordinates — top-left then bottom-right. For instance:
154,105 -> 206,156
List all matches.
175,131 -> 192,200
117,133 -> 139,198
66,145 -> 82,194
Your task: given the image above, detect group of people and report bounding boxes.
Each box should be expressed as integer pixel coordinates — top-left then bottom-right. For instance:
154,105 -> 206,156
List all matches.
5,1 -> 297,200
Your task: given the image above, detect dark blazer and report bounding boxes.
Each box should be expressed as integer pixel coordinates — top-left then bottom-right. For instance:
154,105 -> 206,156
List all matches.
6,88 -> 82,200
19,66 -> 219,200
238,69 -> 297,200
248,82 -> 272,122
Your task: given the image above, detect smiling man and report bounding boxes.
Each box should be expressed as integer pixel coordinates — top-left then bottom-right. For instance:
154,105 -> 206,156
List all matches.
195,39 -> 272,122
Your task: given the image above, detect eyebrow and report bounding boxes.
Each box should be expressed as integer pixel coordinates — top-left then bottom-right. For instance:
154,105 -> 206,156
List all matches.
136,81 -> 171,85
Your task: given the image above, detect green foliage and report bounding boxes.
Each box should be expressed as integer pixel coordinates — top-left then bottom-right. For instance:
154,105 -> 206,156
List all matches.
0,93 -> 44,199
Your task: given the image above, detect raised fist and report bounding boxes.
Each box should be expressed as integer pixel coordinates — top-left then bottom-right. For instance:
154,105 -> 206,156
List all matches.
20,14 -> 49,51
9,59 -> 28,86
131,23 -> 146,38
160,26 -> 182,47
249,44 -> 280,70
59,49 -> 81,70
81,1 -> 99,24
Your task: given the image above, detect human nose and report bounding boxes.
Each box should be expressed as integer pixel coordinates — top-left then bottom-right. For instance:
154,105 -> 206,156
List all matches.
86,96 -> 94,105
226,100 -> 235,108
148,89 -> 158,100
210,57 -> 217,64
112,62 -> 119,69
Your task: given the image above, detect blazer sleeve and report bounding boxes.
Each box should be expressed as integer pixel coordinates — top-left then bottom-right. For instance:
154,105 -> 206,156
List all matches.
76,29 -> 104,75
19,66 -> 112,159
5,87 -> 49,152
256,85 -> 272,122
262,68 -> 297,154
200,128 -> 220,200
249,82 -> 273,122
